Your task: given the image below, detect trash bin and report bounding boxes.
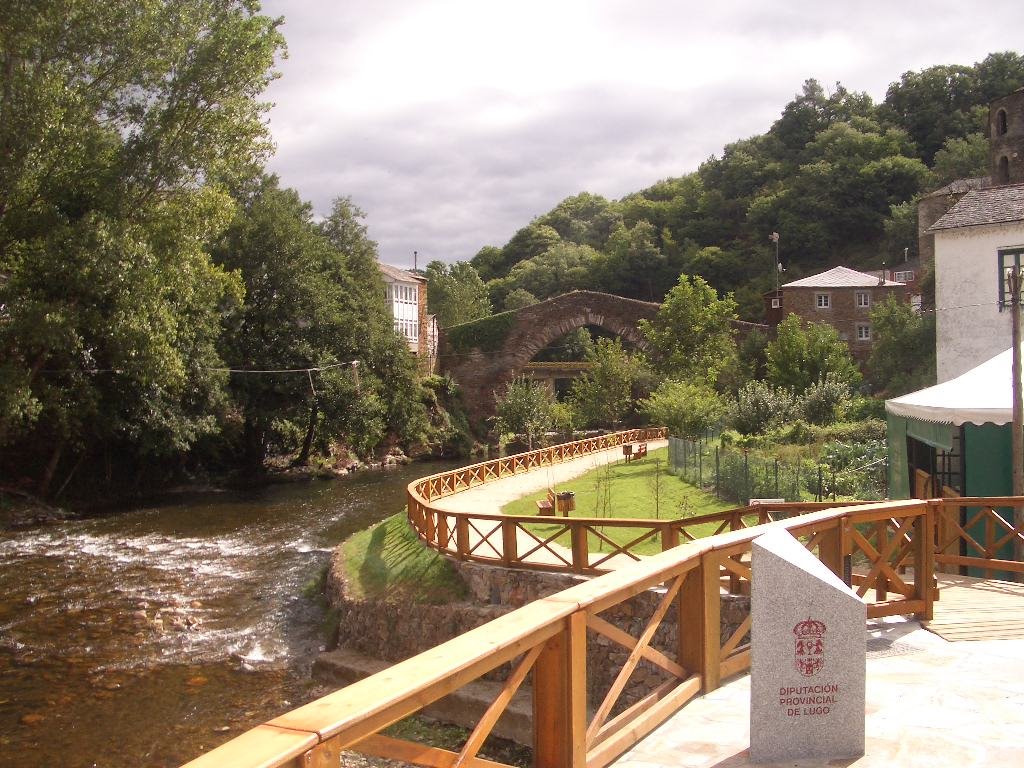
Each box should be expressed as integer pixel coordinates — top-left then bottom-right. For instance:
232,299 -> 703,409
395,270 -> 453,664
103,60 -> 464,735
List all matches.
556,491 -> 576,515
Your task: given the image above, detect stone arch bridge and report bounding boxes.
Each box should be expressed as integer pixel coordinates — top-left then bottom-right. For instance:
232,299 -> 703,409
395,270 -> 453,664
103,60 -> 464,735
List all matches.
439,290 -> 761,427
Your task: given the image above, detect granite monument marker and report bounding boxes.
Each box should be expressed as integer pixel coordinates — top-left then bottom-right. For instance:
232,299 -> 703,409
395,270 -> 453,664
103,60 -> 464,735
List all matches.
749,529 -> 865,763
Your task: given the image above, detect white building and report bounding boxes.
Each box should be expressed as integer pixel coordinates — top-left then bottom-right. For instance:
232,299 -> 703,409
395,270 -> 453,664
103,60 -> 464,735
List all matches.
377,262 -> 436,370
930,183 -> 1024,382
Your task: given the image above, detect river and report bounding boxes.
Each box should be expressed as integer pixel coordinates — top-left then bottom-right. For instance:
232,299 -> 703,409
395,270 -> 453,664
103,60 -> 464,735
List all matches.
0,461 -> 459,767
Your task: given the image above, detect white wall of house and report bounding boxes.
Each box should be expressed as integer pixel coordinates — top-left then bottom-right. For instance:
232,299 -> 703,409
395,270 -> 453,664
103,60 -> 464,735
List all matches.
385,280 -> 420,352
935,222 -> 1024,382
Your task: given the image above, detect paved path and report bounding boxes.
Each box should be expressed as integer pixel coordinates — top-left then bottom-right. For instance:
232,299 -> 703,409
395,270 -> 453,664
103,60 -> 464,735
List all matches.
615,580 -> 1024,768
432,440 -> 667,570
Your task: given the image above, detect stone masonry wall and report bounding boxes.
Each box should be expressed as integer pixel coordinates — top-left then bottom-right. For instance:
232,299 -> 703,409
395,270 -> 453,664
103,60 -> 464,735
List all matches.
990,89 -> 1024,185
782,283 -> 905,364
325,552 -> 749,711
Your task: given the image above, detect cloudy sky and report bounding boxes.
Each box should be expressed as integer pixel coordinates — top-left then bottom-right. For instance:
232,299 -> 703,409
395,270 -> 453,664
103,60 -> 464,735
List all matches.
260,0 -> 1024,269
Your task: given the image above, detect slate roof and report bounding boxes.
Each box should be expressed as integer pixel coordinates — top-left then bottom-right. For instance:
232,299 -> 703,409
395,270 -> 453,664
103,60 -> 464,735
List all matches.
378,262 -> 426,283
924,177 -> 986,197
928,183 -> 1024,231
782,265 -> 903,289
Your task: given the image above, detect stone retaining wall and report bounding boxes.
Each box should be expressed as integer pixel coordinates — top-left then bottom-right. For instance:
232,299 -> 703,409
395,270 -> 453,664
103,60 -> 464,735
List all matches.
325,551 -> 749,712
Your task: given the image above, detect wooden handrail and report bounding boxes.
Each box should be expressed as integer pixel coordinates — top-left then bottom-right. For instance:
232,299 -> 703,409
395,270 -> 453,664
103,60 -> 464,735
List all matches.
409,430 -> 867,573
181,438 -> 1024,768
183,495 -> 966,768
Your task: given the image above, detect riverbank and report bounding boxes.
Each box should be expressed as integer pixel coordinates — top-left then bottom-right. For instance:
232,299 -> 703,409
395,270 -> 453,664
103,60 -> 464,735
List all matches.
0,447 -> 425,531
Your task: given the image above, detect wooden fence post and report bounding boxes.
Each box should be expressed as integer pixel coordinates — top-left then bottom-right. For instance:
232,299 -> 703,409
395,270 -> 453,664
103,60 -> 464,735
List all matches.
916,504 -> 936,620
456,517 -> 469,560
817,522 -> 843,578
424,508 -> 436,545
293,740 -> 340,768
502,520 -> 518,566
680,554 -> 721,693
436,515 -> 449,551
661,524 -> 679,553
678,563 -> 705,688
874,520 -> 888,602
534,612 -> 587,768
570,524 -> 589,573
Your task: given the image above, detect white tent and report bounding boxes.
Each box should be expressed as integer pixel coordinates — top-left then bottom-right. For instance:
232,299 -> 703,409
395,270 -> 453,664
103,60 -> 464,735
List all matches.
885,346 -> 1015,426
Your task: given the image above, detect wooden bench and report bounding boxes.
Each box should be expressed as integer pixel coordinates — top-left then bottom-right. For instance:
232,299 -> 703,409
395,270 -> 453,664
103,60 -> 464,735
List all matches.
536,487 -> 555,515
635,442 -> 648,460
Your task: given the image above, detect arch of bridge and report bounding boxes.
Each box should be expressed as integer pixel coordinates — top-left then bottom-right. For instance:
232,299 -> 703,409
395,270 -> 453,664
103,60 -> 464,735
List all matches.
440,291 -> 660,425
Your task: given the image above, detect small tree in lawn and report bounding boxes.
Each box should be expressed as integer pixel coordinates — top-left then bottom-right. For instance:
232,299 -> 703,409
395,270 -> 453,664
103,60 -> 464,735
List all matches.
569,337 -> 645,428
494,376 -> 554,450
647,458 -> 664,518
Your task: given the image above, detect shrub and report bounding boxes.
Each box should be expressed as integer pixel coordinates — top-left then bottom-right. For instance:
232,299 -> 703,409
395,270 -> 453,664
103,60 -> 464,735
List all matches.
846,396 -> 887,421
640,379 -> 726,438
799,373 -> 852,425
729,380 -> 798,435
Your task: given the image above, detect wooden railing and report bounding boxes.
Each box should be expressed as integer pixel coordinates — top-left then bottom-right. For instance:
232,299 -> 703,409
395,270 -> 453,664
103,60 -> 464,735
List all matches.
935,497 -> 1024,578
183,499 -> 943,768
182,437 -> 1024,768
411,428 -> 668,504
407,431 -> 862,573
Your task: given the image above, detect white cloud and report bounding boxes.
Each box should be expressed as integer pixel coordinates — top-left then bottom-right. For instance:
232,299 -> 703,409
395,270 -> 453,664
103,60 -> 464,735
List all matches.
260,0 -> 1024,267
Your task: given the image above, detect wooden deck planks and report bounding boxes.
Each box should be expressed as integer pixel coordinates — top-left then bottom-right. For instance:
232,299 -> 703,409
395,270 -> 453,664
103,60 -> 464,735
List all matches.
924,573 -> 1024,641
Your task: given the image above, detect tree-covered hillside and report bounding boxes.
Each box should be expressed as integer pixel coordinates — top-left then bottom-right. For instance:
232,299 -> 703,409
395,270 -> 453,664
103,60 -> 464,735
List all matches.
456,53 -> 1024,322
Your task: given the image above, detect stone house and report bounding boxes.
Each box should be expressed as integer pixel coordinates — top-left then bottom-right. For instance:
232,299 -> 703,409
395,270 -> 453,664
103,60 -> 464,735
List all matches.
378,262 -> 436,371
767,266 -> 906,364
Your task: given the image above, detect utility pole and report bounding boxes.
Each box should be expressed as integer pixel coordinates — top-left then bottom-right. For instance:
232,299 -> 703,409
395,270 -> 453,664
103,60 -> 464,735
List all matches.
1008,266 -> 1024,571
769,231 -> 781,292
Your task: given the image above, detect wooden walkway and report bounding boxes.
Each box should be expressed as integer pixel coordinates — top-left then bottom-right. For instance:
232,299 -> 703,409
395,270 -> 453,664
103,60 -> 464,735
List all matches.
925,572 -> 1024,641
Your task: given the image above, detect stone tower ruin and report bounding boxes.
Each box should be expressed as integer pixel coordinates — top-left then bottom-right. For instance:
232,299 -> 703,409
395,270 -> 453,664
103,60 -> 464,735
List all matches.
990,88 -> 1024,185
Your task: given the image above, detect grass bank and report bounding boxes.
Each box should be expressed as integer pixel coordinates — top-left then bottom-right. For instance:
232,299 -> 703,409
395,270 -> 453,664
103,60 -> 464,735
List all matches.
501,447 -> 736,555
340,512 -> 468,603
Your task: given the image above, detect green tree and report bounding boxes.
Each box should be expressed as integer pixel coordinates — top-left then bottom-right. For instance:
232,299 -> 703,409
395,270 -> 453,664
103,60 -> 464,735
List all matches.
503,241 -> 598,300
640,380 -> 726,438
640,274 -> 738,385
881,64 -> 982,164
503,288 -> 539,311
483,222 -> 561,279
569,338 -> 646,428
598,220 -> 670,301
931,133 -> 990,186
469,245 -> 505,282
537,192 -> 615,246
425,260 -> 492,327
494,376 -> 554,449
866,297 -> 936,395
534,327 -> 596,362
765,315 -> 861,393
883,198 -> 920,261
214,179 -> 352,471
0,1 -> 283,494
730,380 -> 800,435
320,198 -> 429,452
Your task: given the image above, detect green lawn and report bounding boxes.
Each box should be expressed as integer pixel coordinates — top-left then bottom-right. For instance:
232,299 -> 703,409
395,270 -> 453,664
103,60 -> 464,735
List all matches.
340,512 -> 469,604
500,447 -> 737,555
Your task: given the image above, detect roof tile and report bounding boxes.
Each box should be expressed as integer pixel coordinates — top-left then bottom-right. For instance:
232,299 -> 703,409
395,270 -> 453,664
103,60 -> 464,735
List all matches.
928,184 -> 1024,231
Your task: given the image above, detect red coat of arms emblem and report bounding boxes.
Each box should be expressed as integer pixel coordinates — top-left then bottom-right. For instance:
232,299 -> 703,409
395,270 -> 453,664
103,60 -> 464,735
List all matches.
793,617 -> 826,677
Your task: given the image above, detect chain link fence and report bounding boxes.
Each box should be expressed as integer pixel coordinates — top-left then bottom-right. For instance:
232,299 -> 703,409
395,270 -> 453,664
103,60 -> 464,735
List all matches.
667,435 -> 888,505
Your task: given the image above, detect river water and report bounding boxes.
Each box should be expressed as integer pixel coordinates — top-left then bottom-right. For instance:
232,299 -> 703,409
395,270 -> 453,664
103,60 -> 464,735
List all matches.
0,461 -> 458,767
